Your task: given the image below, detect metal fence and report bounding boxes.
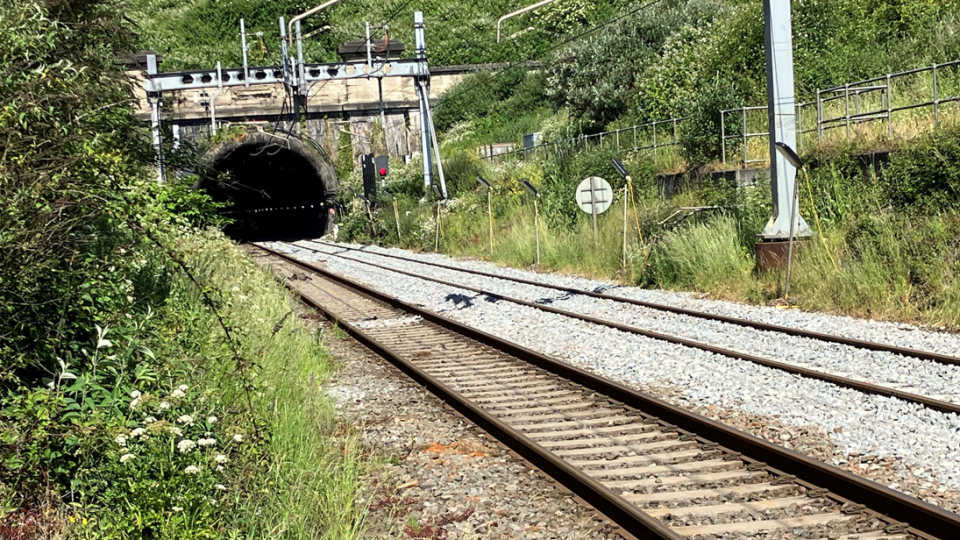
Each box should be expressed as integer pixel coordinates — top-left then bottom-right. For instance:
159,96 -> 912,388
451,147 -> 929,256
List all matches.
479,59 -> 960,168
719,60 -> 960,167
479,116 -> 687,162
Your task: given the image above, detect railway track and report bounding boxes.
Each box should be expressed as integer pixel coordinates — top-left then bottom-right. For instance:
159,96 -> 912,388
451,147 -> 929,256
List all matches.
279,240 -> 960,416
297,240 -> 960,367
257,244 -> 960,540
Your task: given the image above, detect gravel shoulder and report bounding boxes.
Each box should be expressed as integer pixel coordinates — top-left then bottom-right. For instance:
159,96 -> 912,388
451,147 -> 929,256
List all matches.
270,241 -> 960,514
310,313 -> 625,539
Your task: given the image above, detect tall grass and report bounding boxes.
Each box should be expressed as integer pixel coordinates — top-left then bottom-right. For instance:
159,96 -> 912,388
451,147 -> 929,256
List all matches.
175,231 -> 367,539
647,216 -> 753,294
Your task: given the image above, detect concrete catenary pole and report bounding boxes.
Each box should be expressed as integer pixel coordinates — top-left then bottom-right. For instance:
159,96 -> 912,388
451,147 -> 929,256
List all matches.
760,0 -> 810,240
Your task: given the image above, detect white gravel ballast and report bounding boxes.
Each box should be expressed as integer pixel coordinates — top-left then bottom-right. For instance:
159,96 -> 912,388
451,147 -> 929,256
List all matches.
297,240 -> 960,405
269,241 -> 960,500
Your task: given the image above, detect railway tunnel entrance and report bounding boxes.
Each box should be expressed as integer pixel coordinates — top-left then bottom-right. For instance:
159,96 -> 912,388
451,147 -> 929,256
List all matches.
198,131 -> 338,241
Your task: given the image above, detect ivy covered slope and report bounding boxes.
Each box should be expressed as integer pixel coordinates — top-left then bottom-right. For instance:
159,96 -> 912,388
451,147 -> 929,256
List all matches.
130,0 -> 635,70
1,0 -> 364,537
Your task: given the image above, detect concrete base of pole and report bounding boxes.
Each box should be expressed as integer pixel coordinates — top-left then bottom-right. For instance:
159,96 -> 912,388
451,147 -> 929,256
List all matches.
756,239 -> 808,273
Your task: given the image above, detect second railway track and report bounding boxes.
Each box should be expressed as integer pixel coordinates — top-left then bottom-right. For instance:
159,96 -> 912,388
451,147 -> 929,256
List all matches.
257,244 -> 960,540
276,240 -> 960,416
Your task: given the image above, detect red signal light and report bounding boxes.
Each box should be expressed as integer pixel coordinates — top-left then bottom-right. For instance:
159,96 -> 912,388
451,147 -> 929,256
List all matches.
379,168 -> 387,176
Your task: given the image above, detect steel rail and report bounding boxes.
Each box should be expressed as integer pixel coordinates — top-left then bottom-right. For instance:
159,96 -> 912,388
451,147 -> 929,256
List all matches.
260,247 -> 685,540
259,244 -> 960,540
284,241 -> 960,416
301,239 -> 960,368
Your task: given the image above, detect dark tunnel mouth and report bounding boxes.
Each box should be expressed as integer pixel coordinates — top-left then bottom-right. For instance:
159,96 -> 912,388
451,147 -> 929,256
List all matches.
200,142 -> 334,242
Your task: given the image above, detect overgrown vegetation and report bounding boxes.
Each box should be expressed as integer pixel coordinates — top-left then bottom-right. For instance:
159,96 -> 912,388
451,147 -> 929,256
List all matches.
1,0 -> 366,536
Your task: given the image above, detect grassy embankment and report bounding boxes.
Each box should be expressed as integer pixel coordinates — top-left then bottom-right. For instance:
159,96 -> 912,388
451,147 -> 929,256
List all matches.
1,0 -> 369,537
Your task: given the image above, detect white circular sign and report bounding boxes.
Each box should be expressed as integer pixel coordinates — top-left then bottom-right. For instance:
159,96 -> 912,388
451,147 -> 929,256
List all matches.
575,176 -> 613,215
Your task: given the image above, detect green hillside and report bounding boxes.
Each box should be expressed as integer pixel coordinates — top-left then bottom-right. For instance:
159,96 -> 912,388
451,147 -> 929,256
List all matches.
130,0 -> 636,69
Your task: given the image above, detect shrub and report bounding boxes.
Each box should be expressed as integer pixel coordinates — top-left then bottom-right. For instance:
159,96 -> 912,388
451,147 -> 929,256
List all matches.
679,74 -> 743,166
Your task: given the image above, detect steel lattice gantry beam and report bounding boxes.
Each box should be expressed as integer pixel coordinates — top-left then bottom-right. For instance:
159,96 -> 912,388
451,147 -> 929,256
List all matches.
142,11 -> 447,197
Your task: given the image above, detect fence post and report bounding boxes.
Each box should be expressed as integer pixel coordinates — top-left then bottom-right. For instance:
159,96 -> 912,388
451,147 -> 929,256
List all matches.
616,129 -> 620,152
817,89 -> 823,143
653,122 -> 658,157
886,73 -> 893,136
934,63 -> 940,131
796,103 -> 803,153
741,107 -> 747,169
844,83 -> 851,140
721,110 -> 727,165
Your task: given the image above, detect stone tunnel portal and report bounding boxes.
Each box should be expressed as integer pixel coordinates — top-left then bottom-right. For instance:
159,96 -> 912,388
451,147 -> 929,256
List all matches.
200,132 -> 338,241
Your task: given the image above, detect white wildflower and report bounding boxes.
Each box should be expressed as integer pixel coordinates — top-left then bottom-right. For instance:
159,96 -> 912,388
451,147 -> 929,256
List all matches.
168,426 -> 183,436
170,389 -> 185,399
176,415 -> 194,426
216,465 -> 225,472
215,484 -> 227,491
178,384 -> 188,392
130,390 -> 141,399
144,416 -> 157,424
177,439 -> 196,453
207,416 -> 218,424
172,506 -> 183,512
231,286 -> 239,292
214,454 -> 228,464
115,434 -> 128,446
119,453 -> 135,463
130,428 -> 145,438
197,438 -> 216,447
232,434 -> 243,443
129,397 -> 141,410
159,401 -> 171,410
184,466 -> 200,475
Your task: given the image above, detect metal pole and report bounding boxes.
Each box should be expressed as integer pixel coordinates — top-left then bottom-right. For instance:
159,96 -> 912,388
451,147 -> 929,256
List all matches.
742,107 -> 747,169
784,173 -> 799,299
622,184 -> 628,269
210,62 -> 223,136
816,89 -> 823,142
796,103 -> 803,153
435,201 -> 441,251
652,123 -> 657,157
427,99 -> 448,198
296,21 -> 306,113
886,73 -> 893,136
488,189 -> 494,254
721,111 -> 727,165
150,98 -> 164,183
591,177 -> 598,244
616,130 -> 620,152
172,123 -> 180,150
394,199 -> 402,242
414,12 -> 432,193
633,125 -> 637,150
934,63 -> 940,131
534,198 -> 540,266
240,19 -> 250,88
365,22 -> 372,68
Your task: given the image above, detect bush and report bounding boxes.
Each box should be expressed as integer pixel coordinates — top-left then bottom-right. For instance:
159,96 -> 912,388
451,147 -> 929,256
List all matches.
679,74 -> 743,166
